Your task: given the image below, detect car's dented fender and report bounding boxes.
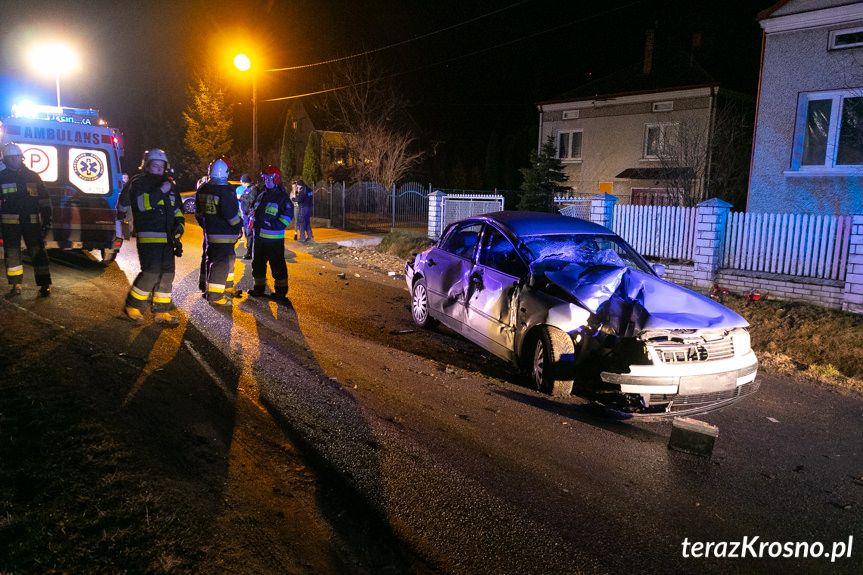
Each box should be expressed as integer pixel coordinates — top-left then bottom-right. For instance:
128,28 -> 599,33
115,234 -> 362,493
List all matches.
513,278 -> 591,363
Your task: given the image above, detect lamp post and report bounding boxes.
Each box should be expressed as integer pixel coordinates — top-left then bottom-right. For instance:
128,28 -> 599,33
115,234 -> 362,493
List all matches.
30,44 -> 77,107
234,54 -> 257,175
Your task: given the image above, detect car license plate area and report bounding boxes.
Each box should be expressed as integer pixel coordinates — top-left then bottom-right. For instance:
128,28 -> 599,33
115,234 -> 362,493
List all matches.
678,372 -> 736,395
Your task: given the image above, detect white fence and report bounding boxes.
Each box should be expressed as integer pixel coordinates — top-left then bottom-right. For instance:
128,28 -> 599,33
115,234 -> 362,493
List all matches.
441,194 -> 505,231
611,204 -> 698,262
554,196 -> 590,220
606,203 -> 852,282
721,212 -> 852,281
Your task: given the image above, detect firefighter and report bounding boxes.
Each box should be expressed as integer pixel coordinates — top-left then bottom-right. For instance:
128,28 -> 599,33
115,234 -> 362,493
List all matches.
196,159 -> 242,305
0,143 -> 52,297
249,165 -> 292,300
116,149 -> 184,325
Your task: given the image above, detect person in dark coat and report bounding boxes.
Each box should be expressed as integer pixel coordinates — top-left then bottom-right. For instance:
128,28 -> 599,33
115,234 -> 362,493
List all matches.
0,143 -> 52,297
293,179 -> 314,242
249,165 -> 292,300
116,148 -> 184,325
196,159 -> 243,305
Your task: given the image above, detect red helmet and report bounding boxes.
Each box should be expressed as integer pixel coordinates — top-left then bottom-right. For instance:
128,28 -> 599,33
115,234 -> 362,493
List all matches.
217,154 -> 233,170
262,164 -> 282,185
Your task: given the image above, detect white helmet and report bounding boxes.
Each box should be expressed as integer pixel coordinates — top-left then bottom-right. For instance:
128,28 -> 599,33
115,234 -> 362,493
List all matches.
2,143 -> 23,158
208,158 -> 230,184
139,148 -> 170,170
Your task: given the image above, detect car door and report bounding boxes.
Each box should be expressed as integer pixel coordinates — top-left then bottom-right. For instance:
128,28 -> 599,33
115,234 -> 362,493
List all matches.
424,222 -> 483,331
464,224 -> 529,362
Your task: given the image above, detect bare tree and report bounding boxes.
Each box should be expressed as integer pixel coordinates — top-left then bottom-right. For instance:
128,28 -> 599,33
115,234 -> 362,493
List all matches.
653,93 -> 754,209
326,57 -> 424,189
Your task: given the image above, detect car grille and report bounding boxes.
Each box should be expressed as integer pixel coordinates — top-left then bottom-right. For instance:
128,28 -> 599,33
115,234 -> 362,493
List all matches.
648,378 -> 760,410
650,337 -> 735,363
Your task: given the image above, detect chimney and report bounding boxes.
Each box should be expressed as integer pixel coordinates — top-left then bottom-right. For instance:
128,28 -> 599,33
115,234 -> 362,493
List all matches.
690,31 -> 703,67
643,28 -> 655,75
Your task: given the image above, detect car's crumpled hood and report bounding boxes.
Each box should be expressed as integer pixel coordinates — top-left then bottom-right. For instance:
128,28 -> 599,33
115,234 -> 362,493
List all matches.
544,265 -> 748,332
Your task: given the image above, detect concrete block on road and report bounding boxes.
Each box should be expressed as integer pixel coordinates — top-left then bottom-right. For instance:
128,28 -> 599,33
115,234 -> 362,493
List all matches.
668,416 -> 718,458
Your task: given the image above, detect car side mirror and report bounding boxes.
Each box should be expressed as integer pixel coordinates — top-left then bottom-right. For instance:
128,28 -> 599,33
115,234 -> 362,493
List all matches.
653,263 -> 666,277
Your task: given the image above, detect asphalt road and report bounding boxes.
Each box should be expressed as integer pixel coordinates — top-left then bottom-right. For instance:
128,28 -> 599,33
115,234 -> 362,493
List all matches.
4,221 -> 862,574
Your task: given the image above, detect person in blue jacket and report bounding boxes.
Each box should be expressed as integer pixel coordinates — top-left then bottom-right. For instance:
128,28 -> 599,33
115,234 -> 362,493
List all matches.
249,165 -> 292,300
196,159 -> 243,305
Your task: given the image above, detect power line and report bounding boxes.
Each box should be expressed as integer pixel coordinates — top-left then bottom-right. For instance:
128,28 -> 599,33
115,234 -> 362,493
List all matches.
263,0 -> 529,72
261,0 -> 649,102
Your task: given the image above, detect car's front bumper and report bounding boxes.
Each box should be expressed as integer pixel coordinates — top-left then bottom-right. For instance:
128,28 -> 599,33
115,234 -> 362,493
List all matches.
599,352 -> 758,394
597,352 -> 759,417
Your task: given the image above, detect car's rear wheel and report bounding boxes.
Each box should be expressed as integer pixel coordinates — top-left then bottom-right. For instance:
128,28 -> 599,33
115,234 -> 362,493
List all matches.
183,198 -> 196,214
411,278 -> 436,328
532,326 -> 575,396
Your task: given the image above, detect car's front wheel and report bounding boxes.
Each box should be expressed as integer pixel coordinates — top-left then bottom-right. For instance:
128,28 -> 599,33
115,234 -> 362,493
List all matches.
532,327 -> 575,396
411,278 -> 436,328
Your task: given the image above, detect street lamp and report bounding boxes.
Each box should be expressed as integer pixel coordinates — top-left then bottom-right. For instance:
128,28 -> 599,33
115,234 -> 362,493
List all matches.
30,44 -> 78,107
234,53 -> 257,175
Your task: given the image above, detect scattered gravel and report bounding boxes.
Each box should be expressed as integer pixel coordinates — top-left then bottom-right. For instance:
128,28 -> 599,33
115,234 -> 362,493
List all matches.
304,242 -> 410,278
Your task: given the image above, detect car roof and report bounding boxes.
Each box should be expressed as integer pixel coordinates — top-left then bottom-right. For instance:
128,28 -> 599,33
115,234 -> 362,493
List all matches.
476,211 -> 616,237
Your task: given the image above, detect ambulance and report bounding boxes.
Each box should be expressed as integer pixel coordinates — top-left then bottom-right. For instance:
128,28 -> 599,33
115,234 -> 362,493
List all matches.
0,102 -> 125,263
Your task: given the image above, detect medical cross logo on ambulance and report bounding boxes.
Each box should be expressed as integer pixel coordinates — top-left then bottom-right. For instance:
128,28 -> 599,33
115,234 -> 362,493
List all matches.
0,103 -> 125,264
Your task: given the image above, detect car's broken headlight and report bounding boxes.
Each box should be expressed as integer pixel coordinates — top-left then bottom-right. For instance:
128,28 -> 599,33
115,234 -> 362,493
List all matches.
732,328 -> 752,356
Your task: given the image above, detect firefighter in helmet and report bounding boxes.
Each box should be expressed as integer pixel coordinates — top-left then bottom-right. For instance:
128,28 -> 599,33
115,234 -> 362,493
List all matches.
116,148 -> 184,324
249,165 -> 292,299
0,143 -> 52,297
196,158 -> 243,305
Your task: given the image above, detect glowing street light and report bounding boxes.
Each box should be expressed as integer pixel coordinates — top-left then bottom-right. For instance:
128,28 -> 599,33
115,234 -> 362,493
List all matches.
30,43 -> 78,107
234,53 -> 257,174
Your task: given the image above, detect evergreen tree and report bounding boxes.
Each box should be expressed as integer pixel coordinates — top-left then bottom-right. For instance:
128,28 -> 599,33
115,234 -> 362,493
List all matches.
518,135 -> 568,212
280,108 -> 296,179
182,72 -> 232,178
302,131 -> 322,185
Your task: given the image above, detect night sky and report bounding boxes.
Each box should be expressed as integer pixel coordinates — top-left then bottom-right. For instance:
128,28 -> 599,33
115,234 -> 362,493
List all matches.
0,0 -> 774,178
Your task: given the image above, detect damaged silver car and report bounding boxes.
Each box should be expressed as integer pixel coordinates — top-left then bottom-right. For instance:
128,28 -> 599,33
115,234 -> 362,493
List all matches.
405,211 -> 759,418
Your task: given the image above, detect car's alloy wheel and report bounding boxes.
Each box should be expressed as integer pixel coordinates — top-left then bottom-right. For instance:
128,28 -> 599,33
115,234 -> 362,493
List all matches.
532,327 -> 575,397
411,278 -> 432,327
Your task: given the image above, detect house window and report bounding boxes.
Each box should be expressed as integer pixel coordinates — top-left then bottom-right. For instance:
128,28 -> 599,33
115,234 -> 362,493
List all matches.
794,90 -> 863,170
829,26 -> 863,50
643,123 -> 678,158
652,101 -> 674,112
557,130 -> 583,160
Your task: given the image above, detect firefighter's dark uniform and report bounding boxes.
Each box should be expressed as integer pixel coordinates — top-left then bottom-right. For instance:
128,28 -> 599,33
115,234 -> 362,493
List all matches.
250,184 -> 292,297
196,181 -> 242,302
0,163 -> 52,290
117,173 -> 184,313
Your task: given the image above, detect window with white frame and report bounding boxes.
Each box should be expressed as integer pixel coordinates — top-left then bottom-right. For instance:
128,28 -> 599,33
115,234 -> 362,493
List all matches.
557,130 -> 583,160
829,26 -> 863,50
643,123 -> 678,158
793,90 -> 863,171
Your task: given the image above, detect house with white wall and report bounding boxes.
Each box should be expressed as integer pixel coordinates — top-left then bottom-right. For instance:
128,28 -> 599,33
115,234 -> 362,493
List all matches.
748,0 -> 863,214
536,46 -> 754,208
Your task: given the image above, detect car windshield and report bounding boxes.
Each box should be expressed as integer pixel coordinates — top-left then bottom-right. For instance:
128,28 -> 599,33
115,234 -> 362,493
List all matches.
519,234 -> 654,275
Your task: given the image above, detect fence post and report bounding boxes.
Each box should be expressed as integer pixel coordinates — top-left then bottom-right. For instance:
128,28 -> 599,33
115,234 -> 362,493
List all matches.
588,193 -> 617,228
428,189 -> 446,239
392,184 -> 397,229
692,198 -> 732,290
842,215 -> 863,313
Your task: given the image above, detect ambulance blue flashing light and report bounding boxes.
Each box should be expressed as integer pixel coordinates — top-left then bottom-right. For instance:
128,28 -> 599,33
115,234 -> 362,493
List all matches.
11,101 -> 102,126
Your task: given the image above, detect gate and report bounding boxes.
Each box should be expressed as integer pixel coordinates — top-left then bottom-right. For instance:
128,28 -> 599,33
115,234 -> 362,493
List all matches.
312,181 -> 430,233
